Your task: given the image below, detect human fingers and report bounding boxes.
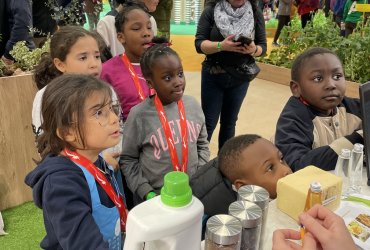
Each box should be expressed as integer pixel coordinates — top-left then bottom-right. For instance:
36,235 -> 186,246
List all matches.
305,205 -> 342,230
299,212 -> 329,243
301,232 -> 317,250
300,206 -> 356,250
272,229 -> 300,250
225,34 -> 237,41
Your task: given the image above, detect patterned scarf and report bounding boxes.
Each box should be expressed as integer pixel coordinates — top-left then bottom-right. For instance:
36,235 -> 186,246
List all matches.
214,0 -> 255,40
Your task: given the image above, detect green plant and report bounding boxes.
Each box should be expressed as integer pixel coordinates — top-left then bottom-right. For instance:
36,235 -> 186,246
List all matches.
0,59 -> 5,77
265,18 -> 278,29
260,11 -> 370,83
46,0 -> 102,26
9,39 -> 50,72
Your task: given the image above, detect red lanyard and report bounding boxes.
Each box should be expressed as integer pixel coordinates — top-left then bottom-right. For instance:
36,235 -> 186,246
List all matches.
63,148 -> 127,231
154,95 -> 188,172
121,53 -> 145,101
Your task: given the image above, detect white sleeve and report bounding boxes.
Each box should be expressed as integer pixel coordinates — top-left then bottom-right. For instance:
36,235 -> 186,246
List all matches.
32,87 -> 47,136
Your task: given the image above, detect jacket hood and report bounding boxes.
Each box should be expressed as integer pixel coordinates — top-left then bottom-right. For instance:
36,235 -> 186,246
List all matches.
25,154 -> 80,208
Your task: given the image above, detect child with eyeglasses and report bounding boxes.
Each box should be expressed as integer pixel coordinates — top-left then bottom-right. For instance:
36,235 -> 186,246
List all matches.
25,74 -> 127,250
120,41 -> 210,205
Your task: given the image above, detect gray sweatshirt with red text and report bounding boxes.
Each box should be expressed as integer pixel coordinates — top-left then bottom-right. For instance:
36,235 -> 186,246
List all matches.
120,95 -> 210,203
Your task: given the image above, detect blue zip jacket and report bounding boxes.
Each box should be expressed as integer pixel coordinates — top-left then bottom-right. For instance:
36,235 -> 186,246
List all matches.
25,154 -> 119,249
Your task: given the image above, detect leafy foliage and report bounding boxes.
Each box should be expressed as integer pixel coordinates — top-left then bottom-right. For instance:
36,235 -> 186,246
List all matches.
9,39 -> 50,72
265,18 -> 278,28
259,11 -> 370,83
45,0 -> 102,26
46,0 -> 85,25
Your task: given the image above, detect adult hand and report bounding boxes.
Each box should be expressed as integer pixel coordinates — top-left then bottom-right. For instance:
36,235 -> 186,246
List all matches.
299,204 -> 357,250
272,229 -> 317,250
273,205 -> 356,250
244,41 -> 258,55
220,34 -> 246,53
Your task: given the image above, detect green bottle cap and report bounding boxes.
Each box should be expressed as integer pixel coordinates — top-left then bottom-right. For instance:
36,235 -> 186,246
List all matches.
160,171 -> 192,207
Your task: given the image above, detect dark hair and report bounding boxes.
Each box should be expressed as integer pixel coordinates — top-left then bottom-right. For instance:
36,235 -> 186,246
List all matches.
34,26 -> 98,90
291,47 -> 342,82
37,74 -> 112,161
115,1 -> 149,33
91,31 -> 112,62
219,134 -> 262,182
116,0 -> 127,4
140,37 -> 180,79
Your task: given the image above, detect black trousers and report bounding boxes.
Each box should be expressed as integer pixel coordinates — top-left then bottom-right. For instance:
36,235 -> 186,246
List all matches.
345,22 -> 357,37
273,15 -> 291,43
301,11 -> 316,28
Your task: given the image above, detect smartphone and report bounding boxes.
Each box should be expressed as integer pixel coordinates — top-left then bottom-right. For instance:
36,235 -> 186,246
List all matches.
235,36 -> 253,46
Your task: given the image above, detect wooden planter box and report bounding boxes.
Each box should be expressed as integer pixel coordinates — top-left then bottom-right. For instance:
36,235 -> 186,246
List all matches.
0,74 -> 39,210
256,62 -> 360,98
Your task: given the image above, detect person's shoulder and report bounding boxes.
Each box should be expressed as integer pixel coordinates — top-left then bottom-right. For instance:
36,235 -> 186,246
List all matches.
201,4 -> 216,15
182,95 -> 200,105
278,96 -> 314,124
101,55 -> 122,73
127,97 -> 153,117
190,158 -> 223,194
103,55 -> 121,66
34,85 -> 47,100
98,14 -> 115,26
281,96 -> 307,114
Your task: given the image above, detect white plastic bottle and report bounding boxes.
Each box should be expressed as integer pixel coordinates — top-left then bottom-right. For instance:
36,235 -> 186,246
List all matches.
123,171 -> 204,250
334,148 -> 351,196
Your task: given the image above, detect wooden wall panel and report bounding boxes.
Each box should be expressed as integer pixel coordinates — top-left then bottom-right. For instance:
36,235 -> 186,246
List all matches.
0,74 -> 39,210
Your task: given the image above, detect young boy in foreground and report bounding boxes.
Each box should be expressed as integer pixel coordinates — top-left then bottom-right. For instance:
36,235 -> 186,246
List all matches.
190,134 -> 292,218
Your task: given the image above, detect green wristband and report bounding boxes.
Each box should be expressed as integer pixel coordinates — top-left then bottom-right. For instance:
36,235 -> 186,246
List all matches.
146,191 -> 156,200
217,41 -> 222,52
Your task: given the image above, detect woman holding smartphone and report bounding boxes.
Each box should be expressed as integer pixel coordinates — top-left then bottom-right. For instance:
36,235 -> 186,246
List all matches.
195,0 -> 267,150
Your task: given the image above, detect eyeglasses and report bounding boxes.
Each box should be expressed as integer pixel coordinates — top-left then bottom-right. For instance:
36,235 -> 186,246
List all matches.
92,101 -> 121,127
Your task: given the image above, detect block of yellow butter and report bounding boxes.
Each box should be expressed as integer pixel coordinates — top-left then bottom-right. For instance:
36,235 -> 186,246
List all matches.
277,165 -> 342,221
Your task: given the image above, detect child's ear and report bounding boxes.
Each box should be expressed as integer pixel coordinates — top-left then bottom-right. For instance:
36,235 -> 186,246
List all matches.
117,32 -> 126,45
146,79 -> 154,89
54,58 -> 66,73
290,80 -> 301,97
56,127 -> 77,144
233,179 -> 249,191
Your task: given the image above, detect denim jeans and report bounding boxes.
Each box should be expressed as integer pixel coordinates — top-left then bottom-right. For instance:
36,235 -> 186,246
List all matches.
201,64 -> 250,150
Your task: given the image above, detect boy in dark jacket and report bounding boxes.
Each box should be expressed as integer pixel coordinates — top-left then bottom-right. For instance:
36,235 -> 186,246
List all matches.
190,134 -> 292,219
275,47 -> 363,172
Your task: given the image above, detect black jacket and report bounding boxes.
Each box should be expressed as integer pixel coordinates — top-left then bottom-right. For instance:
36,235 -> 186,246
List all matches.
275,96 -> 362,172
190,158 -> 237,218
